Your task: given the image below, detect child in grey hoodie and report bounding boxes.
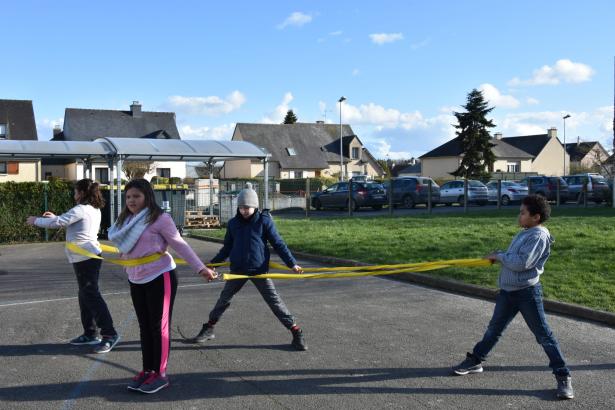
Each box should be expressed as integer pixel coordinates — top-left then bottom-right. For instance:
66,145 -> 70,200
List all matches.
452,195 -> 574,400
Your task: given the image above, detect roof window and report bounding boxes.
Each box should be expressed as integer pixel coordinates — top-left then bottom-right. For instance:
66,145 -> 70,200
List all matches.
286,147 -> 296,156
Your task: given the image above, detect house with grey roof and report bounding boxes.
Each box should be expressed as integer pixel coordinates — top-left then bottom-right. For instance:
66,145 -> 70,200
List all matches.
0,99 -> 41,182
564,139 -> 609,173
221,122 -> 385,180
43,102 -> 186,183
420,127 -> 569,179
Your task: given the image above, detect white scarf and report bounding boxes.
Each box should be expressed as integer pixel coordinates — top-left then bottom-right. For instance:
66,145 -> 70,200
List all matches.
108,209 -> 150,253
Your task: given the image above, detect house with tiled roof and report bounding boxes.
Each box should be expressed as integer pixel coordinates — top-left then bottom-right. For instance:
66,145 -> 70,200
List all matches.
43,102 -> 185,182
420,128 -> 568,179
0,99 -> 41,182
564,139 -> 609,172
221,122 -> 385,180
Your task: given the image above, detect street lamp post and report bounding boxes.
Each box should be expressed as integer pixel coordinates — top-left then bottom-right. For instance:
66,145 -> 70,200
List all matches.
338,96 -> 346,181
563,114 -> 571,175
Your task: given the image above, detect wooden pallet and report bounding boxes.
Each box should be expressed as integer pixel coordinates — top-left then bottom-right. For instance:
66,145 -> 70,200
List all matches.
184,212 -> 220,228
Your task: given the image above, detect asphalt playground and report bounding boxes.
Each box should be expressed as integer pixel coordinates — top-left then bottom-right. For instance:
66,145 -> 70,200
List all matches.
1,238 -> 614,409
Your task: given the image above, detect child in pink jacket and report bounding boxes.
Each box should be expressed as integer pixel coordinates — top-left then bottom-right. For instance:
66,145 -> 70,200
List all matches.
108,179 -> 216,394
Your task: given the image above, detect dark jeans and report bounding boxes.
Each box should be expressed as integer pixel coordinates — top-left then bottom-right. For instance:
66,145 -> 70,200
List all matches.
72,257 -> 116,338
472,284 -> 570,376
209,278 -> 295,329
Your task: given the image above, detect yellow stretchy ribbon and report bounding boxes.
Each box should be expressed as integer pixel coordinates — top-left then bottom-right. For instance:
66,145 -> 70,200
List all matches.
65,242 -> 229,268
66,243 -> 491,280
223,258 -> 492,280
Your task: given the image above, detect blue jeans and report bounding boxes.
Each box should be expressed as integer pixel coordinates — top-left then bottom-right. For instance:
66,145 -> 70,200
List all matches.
472,284 -> 570,376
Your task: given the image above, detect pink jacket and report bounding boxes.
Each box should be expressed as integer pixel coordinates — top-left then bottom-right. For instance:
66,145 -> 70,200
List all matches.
122,213 -> 205,284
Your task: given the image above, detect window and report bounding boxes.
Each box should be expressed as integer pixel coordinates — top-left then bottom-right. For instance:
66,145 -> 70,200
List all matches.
286,147 -> 296,156
157,168 -> 171,178
506,162 -> 520,172
351,147 -> 360,159
95,168 -> 110,184
0,162 -> 6,173
295,170 -> 303,178
0,123 -> 6,138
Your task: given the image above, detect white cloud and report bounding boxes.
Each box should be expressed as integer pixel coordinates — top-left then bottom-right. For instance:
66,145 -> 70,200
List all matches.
352,68 -> 360,76
508,59 -> 595,86
410,38 -> 429,50
526,97 -> 540,105
261,92 -> 294,124
277,12 -> 312,29
169,91 -> 246,116
478,83 -> 520,109
374,140 -> 412,160
180,123 -> 235,140
329,30 -> 343,36
369,32 -> 404,45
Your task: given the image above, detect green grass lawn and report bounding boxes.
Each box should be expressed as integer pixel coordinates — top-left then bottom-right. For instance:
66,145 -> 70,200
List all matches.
189,207 -> 615,313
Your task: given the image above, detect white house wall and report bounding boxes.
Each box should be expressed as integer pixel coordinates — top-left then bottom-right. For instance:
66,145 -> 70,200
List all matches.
0,161 -> 40,182
532,137 -> 568,176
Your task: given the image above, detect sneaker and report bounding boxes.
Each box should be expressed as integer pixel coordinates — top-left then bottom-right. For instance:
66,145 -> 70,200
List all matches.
70,334 -> 101,345
452,353 -> 483,375
93,334 -> 121,354
291,328 -> 307,351
556,375 -> 574,399
137,372 -> 169,394
190,323 -> 215,343
127,371 -> 151,391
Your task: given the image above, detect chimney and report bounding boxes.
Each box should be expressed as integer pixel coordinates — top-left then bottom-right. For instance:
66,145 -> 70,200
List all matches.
576,136 -> 580,146
494,132 -> 502,140
52,124 -> 62,139
130,101 -> 142,118
548,127 -> 557,138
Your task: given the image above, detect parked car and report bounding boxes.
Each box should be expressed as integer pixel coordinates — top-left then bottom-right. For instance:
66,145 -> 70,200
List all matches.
439,180 -> 489,205
390,177 -> 440,208
486,181 -> 528,205
311,181 -> 387,211
563,174 -> 610,203
518,176 -> 569,202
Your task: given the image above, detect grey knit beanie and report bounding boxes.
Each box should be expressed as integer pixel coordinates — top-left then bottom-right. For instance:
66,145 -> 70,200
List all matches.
237,182 -> 259,208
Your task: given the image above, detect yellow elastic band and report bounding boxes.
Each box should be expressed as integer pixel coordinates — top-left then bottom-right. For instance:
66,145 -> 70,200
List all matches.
223,258 -> 492,280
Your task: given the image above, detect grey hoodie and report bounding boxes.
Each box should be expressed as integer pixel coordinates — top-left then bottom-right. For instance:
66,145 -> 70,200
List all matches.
495,225 -> 554,291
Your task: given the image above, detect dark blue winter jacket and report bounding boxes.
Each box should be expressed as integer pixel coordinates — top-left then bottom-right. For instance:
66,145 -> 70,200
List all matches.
210,210 -> 297,274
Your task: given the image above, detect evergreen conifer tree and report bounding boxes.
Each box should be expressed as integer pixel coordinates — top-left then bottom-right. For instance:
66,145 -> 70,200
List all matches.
283,110 -> 298,124
452,89 -> 496,179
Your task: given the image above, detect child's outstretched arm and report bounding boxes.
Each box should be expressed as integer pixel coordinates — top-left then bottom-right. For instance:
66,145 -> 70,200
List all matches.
495,234 -> 549,272
26,206 -> 83,229
263,216 -> 300,271
210,227 -> 233,264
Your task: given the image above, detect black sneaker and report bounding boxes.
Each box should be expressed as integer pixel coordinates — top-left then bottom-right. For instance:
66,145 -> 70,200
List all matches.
190,323 -> 215,343
291,328 -> 307,351
93,334 -> 121,354
137,372 -> 169,394
556,375 -> 574,399
70,334 -> 101,345
127,371 -> 152,391
452,353 -> 483,375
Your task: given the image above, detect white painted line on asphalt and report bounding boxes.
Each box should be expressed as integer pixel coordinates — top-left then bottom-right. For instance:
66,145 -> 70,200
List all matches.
61,311 -> 136,410
0,282 -> 223,308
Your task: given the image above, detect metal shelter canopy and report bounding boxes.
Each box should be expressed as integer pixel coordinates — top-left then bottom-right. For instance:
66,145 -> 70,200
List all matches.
0,137 -> 271,223
96,137 -> 268,161
0,139 -> 111,160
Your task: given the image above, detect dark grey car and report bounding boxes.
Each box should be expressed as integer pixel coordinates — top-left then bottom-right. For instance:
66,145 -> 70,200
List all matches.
311,181 -> 387,211
563,174 -> 609,203
390,177 -> 440,208
518,176 -> 569,202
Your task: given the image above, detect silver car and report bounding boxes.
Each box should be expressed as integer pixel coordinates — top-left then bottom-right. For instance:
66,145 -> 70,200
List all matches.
439,180 -> 489,205
486,181 -> 528,205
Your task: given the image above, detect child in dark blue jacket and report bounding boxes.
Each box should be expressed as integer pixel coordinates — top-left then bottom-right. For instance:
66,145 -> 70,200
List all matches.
190,183 -> 307,350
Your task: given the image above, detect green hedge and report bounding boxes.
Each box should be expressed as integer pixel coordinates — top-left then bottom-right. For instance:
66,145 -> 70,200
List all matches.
0,180 -> 74,243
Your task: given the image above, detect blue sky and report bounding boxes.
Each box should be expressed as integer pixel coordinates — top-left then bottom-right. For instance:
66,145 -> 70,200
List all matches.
2,0 -> 614,159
